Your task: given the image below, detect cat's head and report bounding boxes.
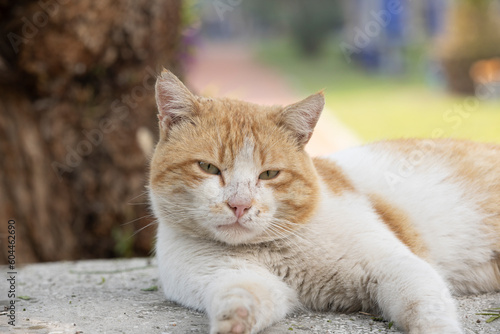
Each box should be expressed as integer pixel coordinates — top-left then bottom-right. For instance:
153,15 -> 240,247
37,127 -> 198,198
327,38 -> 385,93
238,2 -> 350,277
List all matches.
149,70 -> 323,245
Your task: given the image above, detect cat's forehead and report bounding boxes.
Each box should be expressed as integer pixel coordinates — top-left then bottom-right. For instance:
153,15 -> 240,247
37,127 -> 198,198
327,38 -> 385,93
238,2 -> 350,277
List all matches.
230,138 -> 259,177
197,97 -> 278,119
201,98 -> 282,134
195,98 -> 285,162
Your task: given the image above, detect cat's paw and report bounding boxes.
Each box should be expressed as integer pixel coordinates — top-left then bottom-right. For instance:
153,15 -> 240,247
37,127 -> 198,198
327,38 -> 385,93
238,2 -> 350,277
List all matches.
211,305 -> 254,334
210,288 -> 256,334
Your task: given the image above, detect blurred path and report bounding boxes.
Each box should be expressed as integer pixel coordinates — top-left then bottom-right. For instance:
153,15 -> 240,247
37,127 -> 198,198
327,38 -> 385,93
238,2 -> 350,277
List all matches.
185,42 -> 361,156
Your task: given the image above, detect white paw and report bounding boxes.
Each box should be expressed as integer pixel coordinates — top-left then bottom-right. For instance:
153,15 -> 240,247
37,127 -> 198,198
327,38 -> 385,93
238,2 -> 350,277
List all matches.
212,305 -> 254,334
210,288 -> 256,334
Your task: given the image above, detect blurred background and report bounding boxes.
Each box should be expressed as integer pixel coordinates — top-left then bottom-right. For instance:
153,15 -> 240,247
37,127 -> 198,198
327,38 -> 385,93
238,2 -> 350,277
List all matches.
1,0 -> 499,264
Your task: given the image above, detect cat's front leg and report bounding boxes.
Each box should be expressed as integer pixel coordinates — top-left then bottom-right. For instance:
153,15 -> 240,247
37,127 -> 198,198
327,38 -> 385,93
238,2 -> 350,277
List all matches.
207,268 -> 298,334
374,255 -> 463,334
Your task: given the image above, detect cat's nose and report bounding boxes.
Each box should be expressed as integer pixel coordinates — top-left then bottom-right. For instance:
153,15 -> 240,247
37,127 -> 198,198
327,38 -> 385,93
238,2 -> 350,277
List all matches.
227,201 -> 252,219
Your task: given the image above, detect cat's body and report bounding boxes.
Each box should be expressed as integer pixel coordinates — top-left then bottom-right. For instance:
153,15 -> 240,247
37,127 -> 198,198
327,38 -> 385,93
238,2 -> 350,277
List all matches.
150,70 -> 500,334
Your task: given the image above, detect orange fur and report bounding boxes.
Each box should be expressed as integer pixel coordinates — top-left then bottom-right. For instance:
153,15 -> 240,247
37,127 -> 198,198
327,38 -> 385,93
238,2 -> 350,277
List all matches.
151,72 -> 500,334
313,157 -> 354,195
314,153 -> 429,258
369,194 -> 428,258
151,70 -> 499,280
379,139 -> 500,252
150,80 -> 321,240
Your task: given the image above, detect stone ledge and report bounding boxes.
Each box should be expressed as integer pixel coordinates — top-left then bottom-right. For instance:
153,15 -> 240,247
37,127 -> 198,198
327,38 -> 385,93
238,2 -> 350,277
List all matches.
1,258 -> 499,333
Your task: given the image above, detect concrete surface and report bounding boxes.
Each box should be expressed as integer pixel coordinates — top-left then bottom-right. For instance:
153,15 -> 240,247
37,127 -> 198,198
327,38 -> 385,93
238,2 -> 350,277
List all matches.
1,258 -> 499,334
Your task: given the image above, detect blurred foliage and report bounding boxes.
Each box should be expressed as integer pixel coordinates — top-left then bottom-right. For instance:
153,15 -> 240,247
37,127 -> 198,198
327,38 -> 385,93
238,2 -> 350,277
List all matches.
462,0 -> 494,7
257,39 -> 500,143
112,226 -> 136,258
243,0 -> 343,56
288,0 -> 344,56
181,0 -> 199,27
180,0 -> 202,66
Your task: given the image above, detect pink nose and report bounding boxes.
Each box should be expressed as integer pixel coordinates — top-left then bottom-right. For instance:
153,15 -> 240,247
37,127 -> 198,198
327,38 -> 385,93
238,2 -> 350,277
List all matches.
227,201 -> 252,218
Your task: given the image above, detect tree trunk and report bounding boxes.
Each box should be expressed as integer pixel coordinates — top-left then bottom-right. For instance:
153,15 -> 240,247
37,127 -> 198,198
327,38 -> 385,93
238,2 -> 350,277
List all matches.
0,0 -> 183,263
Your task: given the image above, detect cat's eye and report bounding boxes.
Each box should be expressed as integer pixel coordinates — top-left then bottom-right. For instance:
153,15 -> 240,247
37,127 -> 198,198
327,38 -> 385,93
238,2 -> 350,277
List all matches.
259,170 -> 280,180
198,161 -> 220,175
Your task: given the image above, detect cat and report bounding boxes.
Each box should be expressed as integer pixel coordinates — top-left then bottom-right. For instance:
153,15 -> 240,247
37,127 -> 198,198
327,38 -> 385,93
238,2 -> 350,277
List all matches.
149,69 -> 500,334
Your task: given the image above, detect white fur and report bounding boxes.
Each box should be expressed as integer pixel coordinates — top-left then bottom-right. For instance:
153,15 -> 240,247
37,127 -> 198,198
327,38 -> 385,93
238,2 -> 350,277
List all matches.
330,144 -> 497,294
151,142 -> 499,334
155,222 -> 299,334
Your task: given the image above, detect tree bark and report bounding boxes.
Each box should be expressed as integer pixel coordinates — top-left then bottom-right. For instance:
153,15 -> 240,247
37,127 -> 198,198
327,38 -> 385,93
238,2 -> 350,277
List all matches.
0,0 -> 183,263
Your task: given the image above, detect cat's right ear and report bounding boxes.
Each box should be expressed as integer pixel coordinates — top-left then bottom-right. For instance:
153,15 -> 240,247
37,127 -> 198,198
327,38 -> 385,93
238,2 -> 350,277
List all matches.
278,92 -> 325,147
155,69 -> 196,131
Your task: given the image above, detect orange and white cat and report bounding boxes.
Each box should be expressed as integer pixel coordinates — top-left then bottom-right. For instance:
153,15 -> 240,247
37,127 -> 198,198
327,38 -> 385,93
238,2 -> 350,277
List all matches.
149,70 -> 500,334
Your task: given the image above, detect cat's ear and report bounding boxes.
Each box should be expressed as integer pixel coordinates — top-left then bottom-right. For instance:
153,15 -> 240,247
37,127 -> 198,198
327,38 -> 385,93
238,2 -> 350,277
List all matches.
279,92 -> 325,147
155,69 -> 196,131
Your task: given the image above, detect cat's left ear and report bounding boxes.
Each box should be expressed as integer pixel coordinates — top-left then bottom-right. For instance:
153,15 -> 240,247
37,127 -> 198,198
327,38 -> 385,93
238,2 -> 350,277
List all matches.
279,92 -> 325,147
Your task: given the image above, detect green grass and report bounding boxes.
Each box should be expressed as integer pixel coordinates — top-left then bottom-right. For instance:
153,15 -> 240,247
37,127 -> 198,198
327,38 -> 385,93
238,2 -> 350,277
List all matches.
256,39 -> 500,143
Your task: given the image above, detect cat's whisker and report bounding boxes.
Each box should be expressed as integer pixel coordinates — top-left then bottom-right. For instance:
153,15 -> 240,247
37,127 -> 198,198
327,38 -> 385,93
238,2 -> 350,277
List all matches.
156,200 -> 203,213
157,213 -> 195,225
270,219 -> 312,253
263,227 -> 305,267
154,196 -> 201,210
126,190 -> 150,204
121,213 -> 155,226
266,222 -> 307,256
131,220 -> 159,238
272,217 -> 313,237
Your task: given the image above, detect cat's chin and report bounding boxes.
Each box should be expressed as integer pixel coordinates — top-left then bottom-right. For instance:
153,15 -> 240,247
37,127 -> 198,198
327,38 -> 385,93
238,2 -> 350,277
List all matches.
211,219 -> 263,245
216,221 -> 249,232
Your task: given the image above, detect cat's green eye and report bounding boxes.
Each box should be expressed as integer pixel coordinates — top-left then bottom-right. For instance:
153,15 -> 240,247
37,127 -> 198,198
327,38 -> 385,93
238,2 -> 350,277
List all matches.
259,170 -> 280,180
198,161 -> 220,175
